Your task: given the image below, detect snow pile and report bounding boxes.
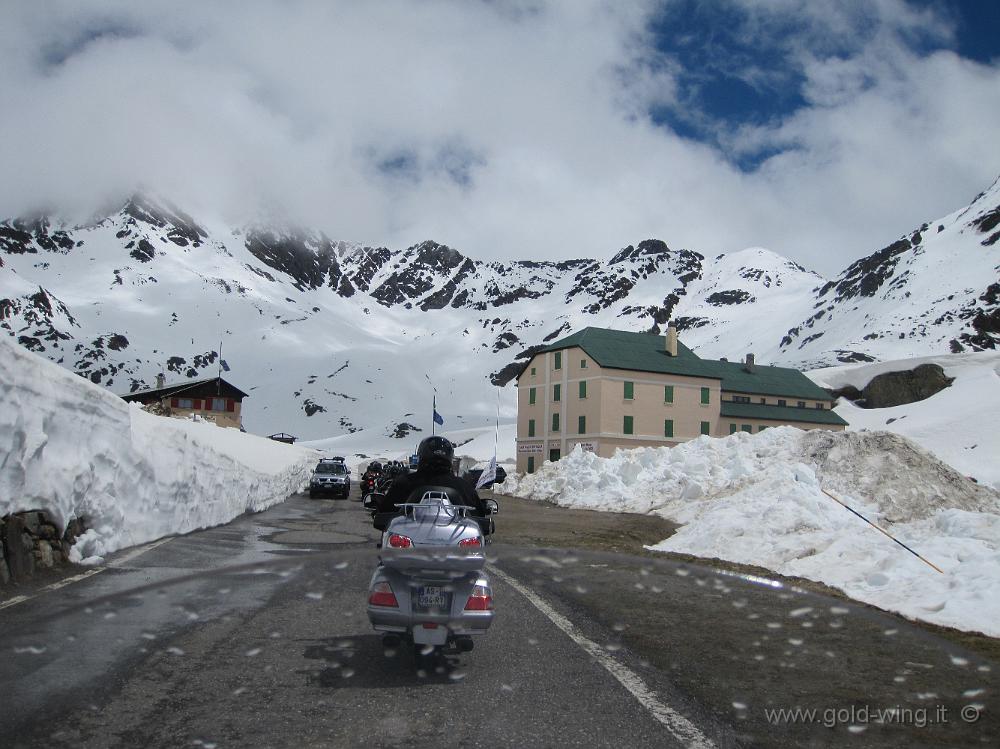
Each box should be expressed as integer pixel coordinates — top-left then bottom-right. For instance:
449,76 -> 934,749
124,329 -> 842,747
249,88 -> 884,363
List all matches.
806,350 -> 1000,490
500,428 -> 1000,636
0,335 -> 317,563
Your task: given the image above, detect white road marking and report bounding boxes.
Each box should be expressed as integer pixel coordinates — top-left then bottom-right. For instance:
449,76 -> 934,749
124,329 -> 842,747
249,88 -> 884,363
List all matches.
0,536 -> 175,610
489,565 -> 715,749
107,536 -> 175,567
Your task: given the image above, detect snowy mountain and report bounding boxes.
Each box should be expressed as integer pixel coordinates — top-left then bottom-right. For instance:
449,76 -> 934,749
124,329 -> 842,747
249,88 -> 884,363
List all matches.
1,179 -> 997,440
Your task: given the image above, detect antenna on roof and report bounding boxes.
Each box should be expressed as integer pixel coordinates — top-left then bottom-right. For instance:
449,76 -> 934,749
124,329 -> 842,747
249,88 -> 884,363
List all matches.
218,339 -> 223,395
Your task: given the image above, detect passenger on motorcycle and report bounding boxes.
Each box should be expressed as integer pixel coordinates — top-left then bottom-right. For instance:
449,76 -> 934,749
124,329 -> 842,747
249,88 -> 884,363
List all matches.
377,436 -> 489,527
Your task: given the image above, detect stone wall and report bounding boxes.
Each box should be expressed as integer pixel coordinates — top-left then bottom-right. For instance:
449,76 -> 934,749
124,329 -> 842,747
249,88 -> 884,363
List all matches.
0,511 -> 86,585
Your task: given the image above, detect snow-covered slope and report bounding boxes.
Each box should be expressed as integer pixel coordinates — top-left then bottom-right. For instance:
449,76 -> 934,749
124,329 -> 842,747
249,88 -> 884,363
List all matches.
0,333 -> 317,563
778,177 -> 1000,368
806,351 -> 1000,490
1,178 -> 997,440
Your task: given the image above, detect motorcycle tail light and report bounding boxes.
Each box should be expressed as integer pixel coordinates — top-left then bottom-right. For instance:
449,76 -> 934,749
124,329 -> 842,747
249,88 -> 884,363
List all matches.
387,533 -> 413,548
368,581 -> 398,607
458,537 -> 482,547
464,585 -> 493,611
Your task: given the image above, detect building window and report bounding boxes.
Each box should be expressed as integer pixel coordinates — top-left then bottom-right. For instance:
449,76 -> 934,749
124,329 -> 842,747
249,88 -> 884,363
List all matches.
664,385 -> 674,403
207,398 -> 227,411
528,419 -> 535,437
554,351 -> 562,370
177,398 -> 194,409
580,359 -> 587,369
778,399 -> 787,407
732,395 -> 750,404
579,380 -> 587,399
742,424 -> 752,433
531,367 -> 536,377
729,423 -> 737,434
624,381 -> 634,400
529,387 -> 536,405
700,421 -> 710,436
549,449 -> 561,462
527,456 -> 535,473
553,383 -> 561,402
623,415 -> 634,435
758,425 -> 768,432
797,401 -> 806,408
760,398 -> 766,404
700,387 -> 710,405
552,413 -> 560,432
664,419 -> 673,438
815,402 -> 824,409
578,415 -> 586,434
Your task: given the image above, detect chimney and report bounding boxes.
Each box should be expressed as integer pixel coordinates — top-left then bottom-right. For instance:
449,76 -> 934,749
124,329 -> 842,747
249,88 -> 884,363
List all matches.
665,323 -> 678,357
744,353 -> 755,373
156,372 -> 166,389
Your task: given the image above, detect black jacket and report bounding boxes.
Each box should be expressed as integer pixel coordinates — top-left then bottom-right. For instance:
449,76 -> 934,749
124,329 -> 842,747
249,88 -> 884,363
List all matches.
379,469 -> 486,516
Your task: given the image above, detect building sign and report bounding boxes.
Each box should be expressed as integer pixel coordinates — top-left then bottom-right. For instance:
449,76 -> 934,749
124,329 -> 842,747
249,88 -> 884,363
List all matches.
518,442 -> 543,454
576,442 -> 596,453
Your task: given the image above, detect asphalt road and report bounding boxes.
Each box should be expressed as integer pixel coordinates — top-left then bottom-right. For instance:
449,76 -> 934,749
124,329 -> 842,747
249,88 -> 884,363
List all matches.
1,487 -> 995,748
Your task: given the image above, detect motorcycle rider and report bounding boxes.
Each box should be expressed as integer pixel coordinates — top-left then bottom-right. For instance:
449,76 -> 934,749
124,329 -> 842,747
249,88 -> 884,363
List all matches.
376,436 -> 489,526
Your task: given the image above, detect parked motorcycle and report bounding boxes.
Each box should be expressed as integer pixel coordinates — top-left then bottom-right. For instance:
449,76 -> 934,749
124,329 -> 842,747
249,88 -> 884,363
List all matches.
365,489 -> 499,666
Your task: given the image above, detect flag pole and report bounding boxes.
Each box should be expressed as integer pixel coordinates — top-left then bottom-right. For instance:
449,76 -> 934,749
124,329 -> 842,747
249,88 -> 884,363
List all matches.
432,393 -> 436,436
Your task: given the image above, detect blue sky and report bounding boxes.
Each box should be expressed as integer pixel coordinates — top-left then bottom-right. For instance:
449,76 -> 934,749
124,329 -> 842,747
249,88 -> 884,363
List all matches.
1,0 -> 998,275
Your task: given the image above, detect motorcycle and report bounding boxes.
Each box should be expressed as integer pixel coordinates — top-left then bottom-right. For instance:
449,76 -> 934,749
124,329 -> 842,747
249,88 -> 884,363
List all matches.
365,489 -> 499,666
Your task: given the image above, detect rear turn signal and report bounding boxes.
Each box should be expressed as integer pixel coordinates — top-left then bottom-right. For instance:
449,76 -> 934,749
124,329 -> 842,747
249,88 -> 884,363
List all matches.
458,537 -> 482,547
464,585 -> 493,611
368,581 -> 398,607
387,533 -> 413,548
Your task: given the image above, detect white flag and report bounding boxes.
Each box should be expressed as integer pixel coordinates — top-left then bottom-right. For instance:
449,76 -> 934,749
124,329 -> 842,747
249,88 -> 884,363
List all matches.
475,456 -> 497,489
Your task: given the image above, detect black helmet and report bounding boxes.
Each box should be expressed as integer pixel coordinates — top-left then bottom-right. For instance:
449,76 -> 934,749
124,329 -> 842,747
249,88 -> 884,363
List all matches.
417,436 -> 454,472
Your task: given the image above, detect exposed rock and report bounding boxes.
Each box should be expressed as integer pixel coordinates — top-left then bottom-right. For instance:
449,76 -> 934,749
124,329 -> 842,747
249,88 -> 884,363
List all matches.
2,515 -> 32,580
862,363 -> 954,408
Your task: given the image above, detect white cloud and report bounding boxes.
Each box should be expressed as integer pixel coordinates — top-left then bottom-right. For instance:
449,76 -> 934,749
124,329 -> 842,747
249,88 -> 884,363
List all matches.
0,0 -> 997,276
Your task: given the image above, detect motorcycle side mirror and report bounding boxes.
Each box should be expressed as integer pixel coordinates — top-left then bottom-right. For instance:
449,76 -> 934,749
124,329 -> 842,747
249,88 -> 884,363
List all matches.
485,499 -> 500,514
363,493 -> 383,510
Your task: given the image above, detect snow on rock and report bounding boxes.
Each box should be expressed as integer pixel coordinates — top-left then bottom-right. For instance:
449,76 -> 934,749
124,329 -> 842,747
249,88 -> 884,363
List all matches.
806,350 -> 1000,490
500,428 -> 1000,637
0,334 -> 317,562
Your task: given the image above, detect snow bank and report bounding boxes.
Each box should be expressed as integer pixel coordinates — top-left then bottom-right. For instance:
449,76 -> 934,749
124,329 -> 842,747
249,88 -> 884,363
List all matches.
0,335 -> 317,562
806,351 -> 1000,490
501,428 -> 1000,637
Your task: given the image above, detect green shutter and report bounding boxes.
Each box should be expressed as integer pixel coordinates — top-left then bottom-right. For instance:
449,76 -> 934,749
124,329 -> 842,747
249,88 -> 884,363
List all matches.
700,421 -> 710,436
554,351 -> 562,370
579,380 -> 587,399
527,456 -> 534,474
530,367 -> 536,376
742,424 -> 752,433
553,383 -> 561,402
624,415 -> 633,435
552,412 -> 559,431
700,387 -> 710,405
664,419 -> 673,438
624,381 -> 634,400
578,415 -> 586,434
729,423 -> 737,434
528,419 -> 535,437
529,387 -> 536,405
664,385 -> 673,403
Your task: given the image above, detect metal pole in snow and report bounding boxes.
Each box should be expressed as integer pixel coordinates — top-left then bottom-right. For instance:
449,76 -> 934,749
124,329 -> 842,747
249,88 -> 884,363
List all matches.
819,487 -> 944,574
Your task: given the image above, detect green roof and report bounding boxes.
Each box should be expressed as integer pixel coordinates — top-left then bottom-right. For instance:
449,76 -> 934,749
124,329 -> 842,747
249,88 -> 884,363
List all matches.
537,327 -> 723,380
533,326 -> 836,401
720,401 -> 848,426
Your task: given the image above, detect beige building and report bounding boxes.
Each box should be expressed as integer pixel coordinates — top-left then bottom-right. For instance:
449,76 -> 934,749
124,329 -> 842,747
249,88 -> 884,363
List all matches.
515,326 -> 847,473
120,375 -> 248,430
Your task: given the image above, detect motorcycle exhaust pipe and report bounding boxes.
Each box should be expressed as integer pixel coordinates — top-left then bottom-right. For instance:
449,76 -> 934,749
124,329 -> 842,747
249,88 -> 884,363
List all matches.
455,636 -> 474,653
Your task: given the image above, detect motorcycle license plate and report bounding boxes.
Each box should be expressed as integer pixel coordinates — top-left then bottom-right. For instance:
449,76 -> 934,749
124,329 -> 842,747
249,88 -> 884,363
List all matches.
417,586 -> 448,608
